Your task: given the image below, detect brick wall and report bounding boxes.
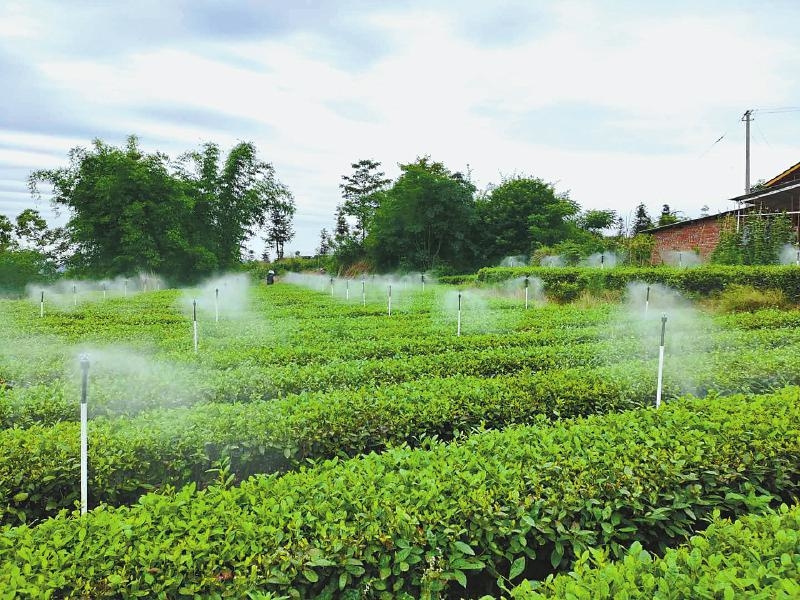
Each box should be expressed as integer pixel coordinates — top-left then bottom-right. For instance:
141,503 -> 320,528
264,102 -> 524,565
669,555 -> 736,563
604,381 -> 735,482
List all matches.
651,218 -> 722,264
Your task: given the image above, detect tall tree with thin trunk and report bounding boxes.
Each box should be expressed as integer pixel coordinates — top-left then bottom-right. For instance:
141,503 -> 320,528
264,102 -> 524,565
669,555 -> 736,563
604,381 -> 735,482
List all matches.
340,159 -> 390,242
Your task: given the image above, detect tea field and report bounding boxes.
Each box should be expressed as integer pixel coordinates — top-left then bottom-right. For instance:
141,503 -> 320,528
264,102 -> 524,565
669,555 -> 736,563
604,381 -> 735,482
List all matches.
0,277 -> 798,598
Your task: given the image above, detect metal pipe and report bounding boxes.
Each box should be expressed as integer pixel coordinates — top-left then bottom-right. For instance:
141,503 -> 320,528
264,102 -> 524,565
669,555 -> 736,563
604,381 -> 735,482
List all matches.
193,300 -> 198,353
79,354 -> 89,515
656,314 -> 667,408
457,292 -> 462,336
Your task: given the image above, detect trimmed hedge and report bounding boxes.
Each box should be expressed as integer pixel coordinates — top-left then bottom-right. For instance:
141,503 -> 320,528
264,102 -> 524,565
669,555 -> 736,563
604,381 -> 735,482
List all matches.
476,265 -> 800,301
511,504 -> 800,598
1,388 -> 799,598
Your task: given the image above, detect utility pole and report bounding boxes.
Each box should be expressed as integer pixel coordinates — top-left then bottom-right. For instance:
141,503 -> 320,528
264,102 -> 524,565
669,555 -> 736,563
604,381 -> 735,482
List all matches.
742,109 -> 753,194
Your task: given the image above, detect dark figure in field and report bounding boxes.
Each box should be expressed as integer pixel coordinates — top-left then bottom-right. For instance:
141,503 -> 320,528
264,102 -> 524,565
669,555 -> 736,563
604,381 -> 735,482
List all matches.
266,270 -> 275,285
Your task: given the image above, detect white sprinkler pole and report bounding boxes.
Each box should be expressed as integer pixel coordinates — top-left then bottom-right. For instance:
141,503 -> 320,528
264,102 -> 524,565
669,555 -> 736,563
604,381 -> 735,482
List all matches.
362,277 -> 366,306
79,354 -> 90,515
215,288 -> 219,323
193,300 -> 198,354
524,277 -> 530,310
645,285 -> 650,316
457,292 -> 462,336
421,273 -> 425,292
388,285 -> 392,316
73,284 -> 77,307
330,277 -> 334,296
40,291 -> 44,318
796,249 -> 799,266
346,279 -> 350,301
656,314 -> 667,408
124,279 -> 128,298
600,254 -> 605,270
102,283 -> 106,300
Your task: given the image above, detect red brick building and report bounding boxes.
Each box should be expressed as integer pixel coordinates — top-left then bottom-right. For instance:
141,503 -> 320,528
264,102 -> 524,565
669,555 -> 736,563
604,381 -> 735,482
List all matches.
648,160 -> 800,263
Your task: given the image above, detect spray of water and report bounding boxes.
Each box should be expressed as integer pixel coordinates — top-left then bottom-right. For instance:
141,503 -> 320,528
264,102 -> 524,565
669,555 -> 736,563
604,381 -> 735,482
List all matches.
499,255 -> 528,268
779,243 -> 800,265
26,274 -> 167,308
583,252 -> 619,268
660,250 -> 702,268
539,255 -> 565,267
283,272 -> 426,311
180,273 -> 252,320
495,276 -> 546,307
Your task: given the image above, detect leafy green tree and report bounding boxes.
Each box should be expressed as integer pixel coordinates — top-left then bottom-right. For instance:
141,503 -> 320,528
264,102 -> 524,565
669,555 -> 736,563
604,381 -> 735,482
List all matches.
577,209 -> 617,234
317,229 -> 332,256
14,209 -> 48,250
367,157 -> 477,271
476,175 -> 579,262
632,203 -> 653,234
340,159 -> 390,242
263,197 -> 296,259
768,213 -> 795,259
710,216 -> 743,265
657,204 -> 680,227
0,215 -> 14,250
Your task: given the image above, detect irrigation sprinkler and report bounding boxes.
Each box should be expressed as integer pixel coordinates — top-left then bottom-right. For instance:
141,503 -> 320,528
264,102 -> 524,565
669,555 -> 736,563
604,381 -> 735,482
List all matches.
346,279 -> 350,301
421,273 -> 425,292
361,277 -> 366,306
102,283 -> 106,300
79,354 -> 90,515
656,314 -> 667,409
600,254 -> 605,269
524,277 -> 530,310
796,248 -> 799,266
457,292 -> 462,336
124,279 -> 128,298
645,285 -> 650,315
40,291 -> 44,318
388,285 -> 392,316
192,300 -> 198,354
215,288 -> 219,323
73,284 -> 77,307
678,252 -> 683,268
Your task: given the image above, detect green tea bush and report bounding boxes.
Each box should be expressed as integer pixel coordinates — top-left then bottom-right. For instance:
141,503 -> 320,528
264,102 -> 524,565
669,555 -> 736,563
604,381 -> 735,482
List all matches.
1,388 -> 799,597
511,504 -> 800,599
716,284 -> 788,313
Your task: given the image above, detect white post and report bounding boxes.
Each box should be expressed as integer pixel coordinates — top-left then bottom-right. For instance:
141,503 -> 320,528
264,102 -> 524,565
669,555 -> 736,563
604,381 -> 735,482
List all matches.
40,291 -> 44,318
215,288 -> 219,323
330,277 -> 334,296
79,354 -> 89,515
656,314 -> 667,408
346,280 -> 350,301
362,278 -> 366,306
524,277 -> 529,310
388,285 -> 392,316
193,300 -> 198,354
457,292 -> 462,336
678,252 -> 683,268
73,284 -> 77,307
645,285 -> 650,316
102,284 -> 106,300
796,249 -> 799,266
421,274 -> 425,292
124,279 -> 128,298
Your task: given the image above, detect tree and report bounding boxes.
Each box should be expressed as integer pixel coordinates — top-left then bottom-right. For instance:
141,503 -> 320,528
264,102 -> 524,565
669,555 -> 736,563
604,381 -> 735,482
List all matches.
475,175 -> 579,262
0,215 -> 14,250
657,204 -> 680,227
263,197 -> 296,259
318,228 -> 332,256
632,203 -> 653,234
14,209 -> 48,250
577,209 -> 617,234
710,216 -> 743,265
367,157 -> 478,271
30,136 -> 292,280
340,159 -> 390,242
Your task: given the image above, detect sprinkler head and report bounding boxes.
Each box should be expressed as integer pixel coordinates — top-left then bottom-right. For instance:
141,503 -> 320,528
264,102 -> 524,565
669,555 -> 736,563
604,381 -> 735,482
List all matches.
79,353 -> 90,371
524,277 -> 529,288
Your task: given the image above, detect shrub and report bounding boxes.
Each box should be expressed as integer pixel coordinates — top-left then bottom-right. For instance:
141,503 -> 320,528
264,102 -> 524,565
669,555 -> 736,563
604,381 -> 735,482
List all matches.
716,284 -> 788,313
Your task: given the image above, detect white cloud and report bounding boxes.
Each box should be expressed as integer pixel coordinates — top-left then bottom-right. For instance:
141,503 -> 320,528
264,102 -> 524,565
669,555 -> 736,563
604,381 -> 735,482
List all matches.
1,1 -> 798,254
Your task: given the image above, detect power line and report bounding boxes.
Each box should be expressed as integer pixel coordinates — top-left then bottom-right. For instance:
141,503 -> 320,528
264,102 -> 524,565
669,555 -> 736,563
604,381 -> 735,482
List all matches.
754,107 -> 800,115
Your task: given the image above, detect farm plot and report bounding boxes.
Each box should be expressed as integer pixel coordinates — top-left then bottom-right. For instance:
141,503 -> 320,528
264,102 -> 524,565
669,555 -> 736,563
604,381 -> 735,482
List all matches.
1,279 -> 799,597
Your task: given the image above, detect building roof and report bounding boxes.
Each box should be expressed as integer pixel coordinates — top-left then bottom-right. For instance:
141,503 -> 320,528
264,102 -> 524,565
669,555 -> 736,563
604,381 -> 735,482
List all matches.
765,160 -> 800,187
643,208 -> 739,233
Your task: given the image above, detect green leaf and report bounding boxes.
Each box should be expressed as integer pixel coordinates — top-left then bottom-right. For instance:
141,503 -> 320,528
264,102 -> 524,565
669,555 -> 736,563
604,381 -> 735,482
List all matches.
302,569 -> 318,583
509,556 -> 525,580
455,541 -> 475,556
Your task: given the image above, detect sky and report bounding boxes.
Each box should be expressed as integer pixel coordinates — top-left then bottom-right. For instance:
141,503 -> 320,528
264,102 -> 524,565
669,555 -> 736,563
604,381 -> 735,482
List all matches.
1,0 -> 799,256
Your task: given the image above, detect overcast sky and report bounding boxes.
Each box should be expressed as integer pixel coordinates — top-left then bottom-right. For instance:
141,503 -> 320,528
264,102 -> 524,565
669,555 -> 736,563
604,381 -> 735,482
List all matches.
2,0 -> 799,255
